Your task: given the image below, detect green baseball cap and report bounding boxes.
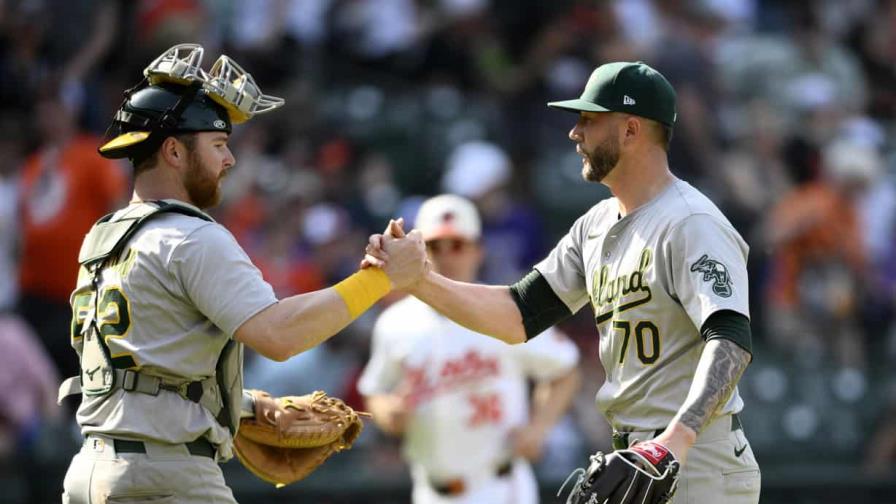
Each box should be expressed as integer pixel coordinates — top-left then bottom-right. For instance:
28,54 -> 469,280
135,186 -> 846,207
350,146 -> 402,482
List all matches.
547,61 -> 677,127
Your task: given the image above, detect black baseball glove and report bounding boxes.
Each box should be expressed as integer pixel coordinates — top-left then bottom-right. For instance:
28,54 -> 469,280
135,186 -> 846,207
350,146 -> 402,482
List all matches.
559,441 -> 680,504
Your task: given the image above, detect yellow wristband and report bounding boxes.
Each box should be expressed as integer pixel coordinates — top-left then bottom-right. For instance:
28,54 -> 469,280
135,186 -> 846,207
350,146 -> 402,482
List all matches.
333,268 -> 392,319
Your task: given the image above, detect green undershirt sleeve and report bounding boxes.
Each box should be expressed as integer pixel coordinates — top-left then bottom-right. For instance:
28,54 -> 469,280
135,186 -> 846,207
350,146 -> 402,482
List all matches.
701,309 -> 753,358
509,270 -> 573,341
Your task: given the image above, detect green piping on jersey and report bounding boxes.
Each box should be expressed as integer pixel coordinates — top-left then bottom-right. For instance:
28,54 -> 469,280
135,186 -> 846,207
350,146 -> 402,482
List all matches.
593,248 -> 653,324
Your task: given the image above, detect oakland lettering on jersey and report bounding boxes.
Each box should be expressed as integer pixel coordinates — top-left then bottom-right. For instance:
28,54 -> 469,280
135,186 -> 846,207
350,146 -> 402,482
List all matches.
592,248 -> 652,324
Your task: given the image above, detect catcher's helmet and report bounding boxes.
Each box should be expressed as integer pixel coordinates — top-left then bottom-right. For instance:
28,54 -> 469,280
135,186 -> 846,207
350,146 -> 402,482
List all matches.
99,44 -> 283,163
99,83 -> 232,161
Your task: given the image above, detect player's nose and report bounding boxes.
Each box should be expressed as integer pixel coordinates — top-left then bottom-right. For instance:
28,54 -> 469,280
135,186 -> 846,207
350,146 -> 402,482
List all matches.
569,123 -> 582,142
223,146 -> 236,168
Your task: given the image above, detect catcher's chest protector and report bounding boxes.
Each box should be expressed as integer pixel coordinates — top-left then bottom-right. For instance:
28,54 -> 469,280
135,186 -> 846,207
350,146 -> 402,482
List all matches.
217,339 -> 244,435
77,285 -> 115,395
59,200 -> 243,433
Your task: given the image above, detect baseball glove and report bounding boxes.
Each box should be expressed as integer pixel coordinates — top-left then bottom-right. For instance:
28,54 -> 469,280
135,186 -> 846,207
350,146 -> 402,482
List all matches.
559,441 -> 680,504
233,389 -> 368,487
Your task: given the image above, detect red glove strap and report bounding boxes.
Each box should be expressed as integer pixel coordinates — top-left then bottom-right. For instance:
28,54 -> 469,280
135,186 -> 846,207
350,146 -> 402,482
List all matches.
630,441 -> 672,466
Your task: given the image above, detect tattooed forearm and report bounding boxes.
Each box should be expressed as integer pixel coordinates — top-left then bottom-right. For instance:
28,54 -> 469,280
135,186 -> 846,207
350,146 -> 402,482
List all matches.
672,339 -> 751,434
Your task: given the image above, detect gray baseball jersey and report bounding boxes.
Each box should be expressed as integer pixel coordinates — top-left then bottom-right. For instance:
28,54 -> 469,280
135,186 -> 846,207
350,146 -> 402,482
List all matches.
69,202 -> 277,460
534,178 -> 748,431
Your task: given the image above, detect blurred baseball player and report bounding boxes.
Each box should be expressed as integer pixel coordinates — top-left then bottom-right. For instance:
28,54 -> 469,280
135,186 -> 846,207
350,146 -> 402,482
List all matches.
58,44 -> 425,504
365,61 -> 761,503
358,194 -> 581,504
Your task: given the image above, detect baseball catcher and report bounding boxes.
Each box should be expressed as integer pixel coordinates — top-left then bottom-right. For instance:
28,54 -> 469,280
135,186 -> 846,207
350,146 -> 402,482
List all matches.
234,390 -> 369,487
559,441 -> 680,504
58,41 -> 425,504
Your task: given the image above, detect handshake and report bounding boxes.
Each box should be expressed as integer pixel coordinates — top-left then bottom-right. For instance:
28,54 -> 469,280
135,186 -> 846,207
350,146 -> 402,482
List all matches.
360,218 -> 429,291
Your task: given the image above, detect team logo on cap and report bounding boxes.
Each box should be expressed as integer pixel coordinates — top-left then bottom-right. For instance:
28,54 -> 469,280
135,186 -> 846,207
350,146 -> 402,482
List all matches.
214,119 -> 227,129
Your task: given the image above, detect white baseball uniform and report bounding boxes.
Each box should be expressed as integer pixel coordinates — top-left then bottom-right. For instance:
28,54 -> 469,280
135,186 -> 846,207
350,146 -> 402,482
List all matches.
534,178 -> 761,503
358,295 -> 580,504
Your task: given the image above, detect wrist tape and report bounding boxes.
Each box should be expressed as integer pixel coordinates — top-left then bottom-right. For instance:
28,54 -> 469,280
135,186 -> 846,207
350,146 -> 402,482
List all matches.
333,268 -> 391,319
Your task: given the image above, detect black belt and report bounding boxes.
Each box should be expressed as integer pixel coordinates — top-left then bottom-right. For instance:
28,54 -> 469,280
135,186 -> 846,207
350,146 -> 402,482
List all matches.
612,413 -> 742,451
431,460 -> 514,496
100,438 -> 216,459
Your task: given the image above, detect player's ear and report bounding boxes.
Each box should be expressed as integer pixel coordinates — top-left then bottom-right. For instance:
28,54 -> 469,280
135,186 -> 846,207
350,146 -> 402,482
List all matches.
622,116 -> 641,145
159,136 -> 187,169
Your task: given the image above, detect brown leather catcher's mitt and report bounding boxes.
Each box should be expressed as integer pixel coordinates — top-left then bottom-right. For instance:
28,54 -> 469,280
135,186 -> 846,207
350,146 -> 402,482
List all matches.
233,390 -> 368,487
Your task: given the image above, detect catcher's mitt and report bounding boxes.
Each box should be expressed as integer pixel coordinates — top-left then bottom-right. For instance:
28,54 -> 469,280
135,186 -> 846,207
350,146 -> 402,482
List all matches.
233,390 -> 368,487
559,441 -> 680,504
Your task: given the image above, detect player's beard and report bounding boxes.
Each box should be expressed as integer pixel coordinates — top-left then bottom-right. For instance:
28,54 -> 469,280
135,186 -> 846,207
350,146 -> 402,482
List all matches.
581,135 -> 620,183
183,150 -> 225,209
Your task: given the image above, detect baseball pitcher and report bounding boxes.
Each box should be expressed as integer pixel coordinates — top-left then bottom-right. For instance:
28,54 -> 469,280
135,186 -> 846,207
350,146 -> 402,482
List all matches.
365,62 -> 761,504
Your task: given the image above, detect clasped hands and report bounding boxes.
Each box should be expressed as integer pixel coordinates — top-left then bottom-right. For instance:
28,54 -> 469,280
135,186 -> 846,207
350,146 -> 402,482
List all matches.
361,218 -> 430,290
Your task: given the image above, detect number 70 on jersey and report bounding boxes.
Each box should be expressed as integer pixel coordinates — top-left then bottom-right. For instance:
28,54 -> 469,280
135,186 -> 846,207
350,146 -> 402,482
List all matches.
612,320 -> 660,365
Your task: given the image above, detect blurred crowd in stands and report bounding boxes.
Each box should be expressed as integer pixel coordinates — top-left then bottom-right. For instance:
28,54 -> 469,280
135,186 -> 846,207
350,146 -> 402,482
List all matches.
2,0 -> 896,500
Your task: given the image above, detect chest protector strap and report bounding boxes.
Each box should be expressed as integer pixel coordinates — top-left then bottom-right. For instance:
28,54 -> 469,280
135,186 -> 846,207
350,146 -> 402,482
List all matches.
57,200 -> 243,433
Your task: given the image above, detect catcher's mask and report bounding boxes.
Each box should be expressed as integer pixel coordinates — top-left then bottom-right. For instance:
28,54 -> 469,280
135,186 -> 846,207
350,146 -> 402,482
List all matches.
99,43 -> 284,164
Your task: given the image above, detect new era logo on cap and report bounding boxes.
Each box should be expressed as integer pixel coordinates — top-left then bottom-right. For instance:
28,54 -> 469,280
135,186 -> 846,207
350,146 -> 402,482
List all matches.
623,95 -> 636,105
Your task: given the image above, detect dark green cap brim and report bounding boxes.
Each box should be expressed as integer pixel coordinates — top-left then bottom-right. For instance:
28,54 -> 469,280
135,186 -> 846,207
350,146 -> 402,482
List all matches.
547,99 -> 611,113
